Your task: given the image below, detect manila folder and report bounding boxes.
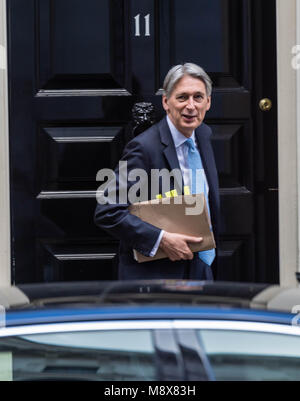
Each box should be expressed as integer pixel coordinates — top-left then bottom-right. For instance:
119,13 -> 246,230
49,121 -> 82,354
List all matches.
129,193 -> 215,263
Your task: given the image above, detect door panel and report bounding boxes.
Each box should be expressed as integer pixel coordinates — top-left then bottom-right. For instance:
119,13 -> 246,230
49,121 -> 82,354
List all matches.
36,0 -> 131,93
7,0 -> 278,283
38,125 -> 125,191
158,0 -> 248,89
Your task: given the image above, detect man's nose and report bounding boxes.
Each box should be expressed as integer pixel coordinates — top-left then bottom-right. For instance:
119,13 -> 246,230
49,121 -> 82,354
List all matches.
186,97 -> 195,109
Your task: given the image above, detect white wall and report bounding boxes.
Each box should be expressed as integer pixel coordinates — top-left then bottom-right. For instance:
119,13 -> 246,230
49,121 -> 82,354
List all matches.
277,0 -> 299,286
0,0 -> 11,286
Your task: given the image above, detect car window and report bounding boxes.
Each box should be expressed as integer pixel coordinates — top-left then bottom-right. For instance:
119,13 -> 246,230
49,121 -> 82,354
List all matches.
0,329 -> 157,381
197,329 -> 300,381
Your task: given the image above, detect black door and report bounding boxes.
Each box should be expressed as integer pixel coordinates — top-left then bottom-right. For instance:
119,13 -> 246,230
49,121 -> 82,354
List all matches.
7,0 -> 278,283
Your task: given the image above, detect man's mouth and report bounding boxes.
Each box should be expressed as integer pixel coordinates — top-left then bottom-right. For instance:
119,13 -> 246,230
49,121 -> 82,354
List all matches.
182,114 -> 197,121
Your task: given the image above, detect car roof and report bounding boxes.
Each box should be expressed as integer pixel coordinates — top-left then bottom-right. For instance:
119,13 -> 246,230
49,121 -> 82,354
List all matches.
0,280 -> 299,327
0,279 -> 297,312
16,280 -> 269,308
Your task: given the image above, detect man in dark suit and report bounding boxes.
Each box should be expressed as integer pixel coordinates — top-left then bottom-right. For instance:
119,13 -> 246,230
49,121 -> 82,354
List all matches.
94,63 -> 220,280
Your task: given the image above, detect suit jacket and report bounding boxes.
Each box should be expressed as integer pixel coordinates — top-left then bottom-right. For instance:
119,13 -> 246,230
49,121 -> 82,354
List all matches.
94,116 -> 220,279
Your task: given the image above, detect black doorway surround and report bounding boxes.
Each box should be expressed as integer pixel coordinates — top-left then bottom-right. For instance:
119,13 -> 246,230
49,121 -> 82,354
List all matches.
7,0 -> 278,284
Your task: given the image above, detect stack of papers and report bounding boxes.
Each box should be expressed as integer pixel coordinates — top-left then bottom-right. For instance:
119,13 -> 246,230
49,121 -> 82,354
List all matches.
129,194 -> 215,263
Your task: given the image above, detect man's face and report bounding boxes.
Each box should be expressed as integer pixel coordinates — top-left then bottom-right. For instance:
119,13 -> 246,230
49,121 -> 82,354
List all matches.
162,75 -> 211,137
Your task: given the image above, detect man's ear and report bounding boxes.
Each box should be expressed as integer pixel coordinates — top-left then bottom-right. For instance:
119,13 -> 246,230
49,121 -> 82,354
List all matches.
162,95 -> 169,113
206,96 -> 211,111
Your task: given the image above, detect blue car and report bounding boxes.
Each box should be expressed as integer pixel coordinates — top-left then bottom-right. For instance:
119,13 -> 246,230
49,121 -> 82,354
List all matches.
0,280 -> 300,381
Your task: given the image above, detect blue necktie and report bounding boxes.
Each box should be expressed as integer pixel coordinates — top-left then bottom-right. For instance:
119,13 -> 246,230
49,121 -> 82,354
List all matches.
185,137 -> 215,265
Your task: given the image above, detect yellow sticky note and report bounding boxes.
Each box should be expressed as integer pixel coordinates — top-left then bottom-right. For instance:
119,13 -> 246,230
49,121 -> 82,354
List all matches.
165,189 -> 179,198
184,186 -> 190,195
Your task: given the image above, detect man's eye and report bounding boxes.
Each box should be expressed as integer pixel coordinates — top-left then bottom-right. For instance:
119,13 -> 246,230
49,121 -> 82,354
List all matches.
194,94 -> 204,101
177,95 -> 186,101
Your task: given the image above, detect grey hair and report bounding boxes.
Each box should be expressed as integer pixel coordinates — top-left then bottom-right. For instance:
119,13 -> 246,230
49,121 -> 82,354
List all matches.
163,63 -> 212,98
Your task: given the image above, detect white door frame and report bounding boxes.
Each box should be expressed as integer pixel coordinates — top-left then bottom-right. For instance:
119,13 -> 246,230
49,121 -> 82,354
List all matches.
277,0 -> 299,287
0,0 -> 11,286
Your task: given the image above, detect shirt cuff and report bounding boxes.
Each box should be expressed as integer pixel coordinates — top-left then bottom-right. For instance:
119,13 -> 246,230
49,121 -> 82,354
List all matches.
149,230 -> 165,257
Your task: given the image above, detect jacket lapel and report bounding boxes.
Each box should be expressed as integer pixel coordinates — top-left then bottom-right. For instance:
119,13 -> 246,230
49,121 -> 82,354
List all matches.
195,124 -> 215,203
158,118 -> 180,169
158,117 -> 184,192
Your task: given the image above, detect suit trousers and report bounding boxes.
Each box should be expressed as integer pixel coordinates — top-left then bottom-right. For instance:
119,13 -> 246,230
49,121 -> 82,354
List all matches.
182,254 -> 213,280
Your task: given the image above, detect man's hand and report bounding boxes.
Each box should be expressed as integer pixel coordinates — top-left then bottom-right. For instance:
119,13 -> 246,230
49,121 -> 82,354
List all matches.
159,232 -> 203,261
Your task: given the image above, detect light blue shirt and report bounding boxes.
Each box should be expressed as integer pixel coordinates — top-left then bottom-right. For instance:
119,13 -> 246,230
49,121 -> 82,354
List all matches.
144,116 -> 209,257
167,115 -> 196,188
